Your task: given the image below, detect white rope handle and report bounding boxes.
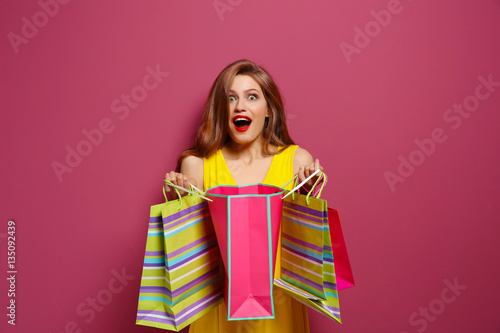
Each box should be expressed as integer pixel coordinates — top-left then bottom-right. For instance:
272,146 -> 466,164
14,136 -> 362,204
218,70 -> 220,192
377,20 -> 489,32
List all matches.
281,174 -> 298,189
282,169 -> 321,199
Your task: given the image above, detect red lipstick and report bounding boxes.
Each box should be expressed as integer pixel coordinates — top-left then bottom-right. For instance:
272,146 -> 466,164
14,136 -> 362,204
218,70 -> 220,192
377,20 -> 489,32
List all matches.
233,115 -> 252,132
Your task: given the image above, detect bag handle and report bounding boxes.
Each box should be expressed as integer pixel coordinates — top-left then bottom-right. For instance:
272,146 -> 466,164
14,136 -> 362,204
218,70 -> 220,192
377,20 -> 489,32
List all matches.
308,171 -> 326,199
164,180 -> 213,202
283,170 -> 326,205
162,182 -> 183,210
282,169 -> 321,199
300,171 -> 326,204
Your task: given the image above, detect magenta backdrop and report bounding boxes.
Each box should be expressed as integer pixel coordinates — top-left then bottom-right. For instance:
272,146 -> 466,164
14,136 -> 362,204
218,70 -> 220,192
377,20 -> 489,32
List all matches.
1,1 -> 500,332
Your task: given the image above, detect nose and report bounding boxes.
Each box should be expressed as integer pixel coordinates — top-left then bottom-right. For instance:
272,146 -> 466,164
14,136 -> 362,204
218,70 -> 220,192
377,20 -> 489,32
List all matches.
234,98 -> 246,112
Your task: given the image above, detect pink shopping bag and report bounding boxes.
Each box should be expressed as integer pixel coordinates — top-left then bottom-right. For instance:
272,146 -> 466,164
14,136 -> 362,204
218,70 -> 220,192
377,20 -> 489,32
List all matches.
205,184 -> 284,321
328,208 -> 355,290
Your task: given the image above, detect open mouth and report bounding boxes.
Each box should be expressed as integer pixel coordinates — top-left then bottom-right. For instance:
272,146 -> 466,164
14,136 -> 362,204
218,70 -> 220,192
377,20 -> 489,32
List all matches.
233,116 -> 252,132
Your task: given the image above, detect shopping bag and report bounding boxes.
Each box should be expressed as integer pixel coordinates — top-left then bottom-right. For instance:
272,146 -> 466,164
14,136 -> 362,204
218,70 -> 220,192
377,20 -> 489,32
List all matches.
205,184 -> 284,321
292,172 -> 354,290
274,184 -> 342,323
328,208 -> 355,290
136,188 -> 223,331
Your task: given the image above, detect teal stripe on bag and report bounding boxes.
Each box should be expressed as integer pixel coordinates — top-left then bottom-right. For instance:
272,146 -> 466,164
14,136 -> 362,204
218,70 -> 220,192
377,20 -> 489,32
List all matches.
144,258 -> 165,264
167,239 -> 215,266
266,196 -> 276,318
283,216 -> 323,231
139,276 -> 220,306
282,239 -> 323,261
282,276 -> 324,299
164,217 -> 208,238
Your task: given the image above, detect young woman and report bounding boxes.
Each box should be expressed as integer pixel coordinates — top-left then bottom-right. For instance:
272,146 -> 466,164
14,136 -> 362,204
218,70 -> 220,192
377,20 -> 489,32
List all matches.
164,59 -> 324,333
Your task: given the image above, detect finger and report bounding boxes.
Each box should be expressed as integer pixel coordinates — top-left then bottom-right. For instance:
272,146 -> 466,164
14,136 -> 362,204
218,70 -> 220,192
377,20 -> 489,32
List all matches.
169,173 -> 182,199
298,166 -> 306,183
308,163 -> 315,177
182,177 -> 191,191
164,171 -> 177,192
167,172 -> 181,195
167,171 -> 179,182
165,172 -> 175,192
309,161 -> 322,186
303,166 -> 311,182
176,174 -> 184,193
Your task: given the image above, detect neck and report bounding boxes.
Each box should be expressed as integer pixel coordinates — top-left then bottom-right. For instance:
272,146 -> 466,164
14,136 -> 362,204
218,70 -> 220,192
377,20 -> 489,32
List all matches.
224,138 -> 273,160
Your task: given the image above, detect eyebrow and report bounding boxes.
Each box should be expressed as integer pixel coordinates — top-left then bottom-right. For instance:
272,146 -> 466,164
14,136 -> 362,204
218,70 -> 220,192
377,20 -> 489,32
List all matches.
229,88 -> 261,94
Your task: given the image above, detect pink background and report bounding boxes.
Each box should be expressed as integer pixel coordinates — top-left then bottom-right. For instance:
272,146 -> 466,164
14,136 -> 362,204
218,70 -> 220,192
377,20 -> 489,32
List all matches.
1,0 -> 500,332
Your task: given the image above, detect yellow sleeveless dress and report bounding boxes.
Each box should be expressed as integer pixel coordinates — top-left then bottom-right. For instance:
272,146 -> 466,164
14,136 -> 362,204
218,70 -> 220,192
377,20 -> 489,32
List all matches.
188,145 -> 310,333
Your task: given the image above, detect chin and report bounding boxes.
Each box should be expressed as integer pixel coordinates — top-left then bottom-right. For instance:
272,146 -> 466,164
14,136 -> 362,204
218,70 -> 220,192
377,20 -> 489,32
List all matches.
229,134 -> 263,146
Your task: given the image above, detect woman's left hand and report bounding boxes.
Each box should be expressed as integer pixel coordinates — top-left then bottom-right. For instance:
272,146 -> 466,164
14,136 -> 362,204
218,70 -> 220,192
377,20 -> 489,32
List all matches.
298,159 -> 324,191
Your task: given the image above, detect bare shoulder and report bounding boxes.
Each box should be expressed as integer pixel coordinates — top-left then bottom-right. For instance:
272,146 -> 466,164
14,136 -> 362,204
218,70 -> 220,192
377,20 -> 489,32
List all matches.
180,155 -> 204,187
180,155 -> 203,176
293,146 -> 314,173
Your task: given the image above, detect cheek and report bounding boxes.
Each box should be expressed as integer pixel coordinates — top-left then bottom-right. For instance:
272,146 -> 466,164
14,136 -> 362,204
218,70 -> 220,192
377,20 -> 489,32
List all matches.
256,102 -> 267,116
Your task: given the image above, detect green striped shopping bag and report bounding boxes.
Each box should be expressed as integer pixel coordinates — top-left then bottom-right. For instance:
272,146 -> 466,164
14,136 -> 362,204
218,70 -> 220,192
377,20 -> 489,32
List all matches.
274,187 -> 341,323
136,189 -> 223,331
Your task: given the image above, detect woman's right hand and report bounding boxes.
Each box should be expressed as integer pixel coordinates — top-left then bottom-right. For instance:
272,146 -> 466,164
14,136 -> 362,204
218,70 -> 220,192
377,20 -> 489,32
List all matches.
164,171 -> 197,200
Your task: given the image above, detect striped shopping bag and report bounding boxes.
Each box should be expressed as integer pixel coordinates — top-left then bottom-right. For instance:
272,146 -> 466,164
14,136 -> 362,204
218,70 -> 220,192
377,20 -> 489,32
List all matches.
136,193 -> 223,331
274,190 -> 341,323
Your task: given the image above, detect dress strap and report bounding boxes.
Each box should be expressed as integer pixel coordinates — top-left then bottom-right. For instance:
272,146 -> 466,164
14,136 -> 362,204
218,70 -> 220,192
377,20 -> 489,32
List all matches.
203,150 -> 237,190
263,145 -> 298,190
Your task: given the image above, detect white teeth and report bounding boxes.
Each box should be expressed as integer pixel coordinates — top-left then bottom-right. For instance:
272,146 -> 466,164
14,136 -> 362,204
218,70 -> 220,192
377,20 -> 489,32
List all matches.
234,117 -> 251,128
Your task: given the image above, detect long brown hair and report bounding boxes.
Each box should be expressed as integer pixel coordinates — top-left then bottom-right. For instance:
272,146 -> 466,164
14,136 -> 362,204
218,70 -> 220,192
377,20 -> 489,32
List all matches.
176,59 -> 294,171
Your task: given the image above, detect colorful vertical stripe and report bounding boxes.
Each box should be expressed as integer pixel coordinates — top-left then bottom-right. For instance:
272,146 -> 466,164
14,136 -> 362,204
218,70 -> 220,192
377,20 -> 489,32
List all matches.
136,198 -> 223,331
274,192 -> 341,323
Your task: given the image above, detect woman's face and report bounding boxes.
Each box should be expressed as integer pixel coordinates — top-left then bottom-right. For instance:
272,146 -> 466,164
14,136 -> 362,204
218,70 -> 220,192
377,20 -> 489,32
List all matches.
227,74 -> 269,146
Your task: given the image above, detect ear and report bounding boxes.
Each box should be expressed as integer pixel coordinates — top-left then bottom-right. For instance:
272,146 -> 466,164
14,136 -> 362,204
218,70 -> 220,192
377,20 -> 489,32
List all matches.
266,108 -> 270,117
